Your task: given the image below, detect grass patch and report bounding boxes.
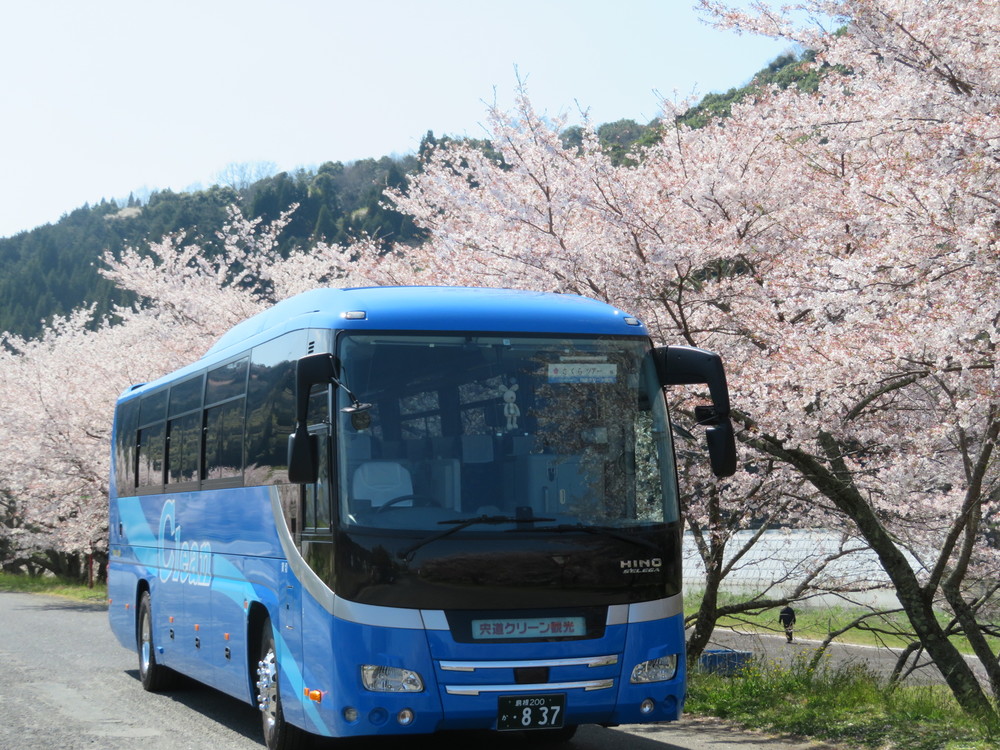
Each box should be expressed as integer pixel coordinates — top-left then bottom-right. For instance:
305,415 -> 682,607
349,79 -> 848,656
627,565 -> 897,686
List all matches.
687,653 -> 997,750
0,572 -> 107,604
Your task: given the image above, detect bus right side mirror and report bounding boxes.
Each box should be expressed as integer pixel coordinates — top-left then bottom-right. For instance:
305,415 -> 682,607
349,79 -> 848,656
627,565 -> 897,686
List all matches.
705,419 -> 736,478
653,345 -> 738,478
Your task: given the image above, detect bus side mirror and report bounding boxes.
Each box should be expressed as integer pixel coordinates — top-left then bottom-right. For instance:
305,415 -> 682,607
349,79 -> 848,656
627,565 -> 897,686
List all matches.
287,353 -> 337,484
653,345 -> 737,478
288,430 -> 318,484
706,419 -> 736,478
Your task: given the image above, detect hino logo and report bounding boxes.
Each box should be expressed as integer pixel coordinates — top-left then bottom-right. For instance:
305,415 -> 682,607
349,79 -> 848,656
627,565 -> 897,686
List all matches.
620,558 -> 662,574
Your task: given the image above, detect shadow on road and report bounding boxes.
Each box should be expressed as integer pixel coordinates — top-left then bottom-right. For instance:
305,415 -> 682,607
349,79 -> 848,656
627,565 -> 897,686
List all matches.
30,599 -> 109,613
309,725 -> 677,750
122,669 -> 264,744
2,591 -> 109,613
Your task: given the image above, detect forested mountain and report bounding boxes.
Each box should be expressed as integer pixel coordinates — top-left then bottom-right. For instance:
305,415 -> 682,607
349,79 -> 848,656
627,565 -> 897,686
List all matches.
0,154 -> 422,338
0,52 -> 813,340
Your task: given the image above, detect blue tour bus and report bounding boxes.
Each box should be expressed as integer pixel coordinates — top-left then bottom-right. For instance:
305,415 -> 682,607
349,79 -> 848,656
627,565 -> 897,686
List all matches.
108,286 -> 736,748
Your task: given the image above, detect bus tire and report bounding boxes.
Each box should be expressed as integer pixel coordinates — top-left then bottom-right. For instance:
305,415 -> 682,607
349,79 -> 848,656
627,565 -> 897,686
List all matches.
256,617 -> 308,750
137,591 -> 178,691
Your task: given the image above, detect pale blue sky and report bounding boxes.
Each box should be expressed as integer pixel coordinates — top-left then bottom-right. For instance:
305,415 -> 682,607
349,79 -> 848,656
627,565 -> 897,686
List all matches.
0,1 -> 793,238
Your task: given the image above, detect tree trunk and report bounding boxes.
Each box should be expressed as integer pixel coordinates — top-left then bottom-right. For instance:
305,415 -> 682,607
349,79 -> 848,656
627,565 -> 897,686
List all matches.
750,430 -> 999,724
686,560 -> 721,661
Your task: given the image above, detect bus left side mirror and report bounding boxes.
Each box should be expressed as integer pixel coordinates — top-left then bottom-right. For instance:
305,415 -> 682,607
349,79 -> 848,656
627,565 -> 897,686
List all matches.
288,429 -> 318,484
287,353 -> 337,484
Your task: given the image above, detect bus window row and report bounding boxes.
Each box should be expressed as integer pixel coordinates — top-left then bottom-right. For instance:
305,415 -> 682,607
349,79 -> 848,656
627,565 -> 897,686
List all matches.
113,330 -> 313,496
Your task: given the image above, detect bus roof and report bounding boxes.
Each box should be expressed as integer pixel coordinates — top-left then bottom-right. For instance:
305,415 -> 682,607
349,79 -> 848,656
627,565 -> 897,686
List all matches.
205,286 -> 647,358
121,287 -> 649,400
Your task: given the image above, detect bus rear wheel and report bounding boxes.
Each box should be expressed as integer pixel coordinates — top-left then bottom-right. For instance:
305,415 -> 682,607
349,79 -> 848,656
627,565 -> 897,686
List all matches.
256,617 -> 308,750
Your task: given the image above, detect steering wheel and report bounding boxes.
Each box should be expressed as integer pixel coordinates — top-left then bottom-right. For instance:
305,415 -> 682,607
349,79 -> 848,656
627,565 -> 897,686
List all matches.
375,494 -> 441,512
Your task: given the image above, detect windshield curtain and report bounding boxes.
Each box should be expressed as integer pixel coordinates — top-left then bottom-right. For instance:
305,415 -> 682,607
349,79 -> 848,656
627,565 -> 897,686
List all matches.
336,333 -> 678,531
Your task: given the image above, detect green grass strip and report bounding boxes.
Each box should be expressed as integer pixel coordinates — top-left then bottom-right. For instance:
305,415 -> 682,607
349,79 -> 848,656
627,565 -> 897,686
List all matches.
687,653 -> 998,749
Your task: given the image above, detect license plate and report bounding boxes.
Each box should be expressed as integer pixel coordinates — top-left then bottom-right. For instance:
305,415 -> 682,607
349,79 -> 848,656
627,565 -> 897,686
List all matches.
497,694 -> 566,731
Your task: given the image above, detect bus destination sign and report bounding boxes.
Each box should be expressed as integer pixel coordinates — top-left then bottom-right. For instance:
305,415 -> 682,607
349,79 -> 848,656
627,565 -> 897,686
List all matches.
472,616 -> 587,640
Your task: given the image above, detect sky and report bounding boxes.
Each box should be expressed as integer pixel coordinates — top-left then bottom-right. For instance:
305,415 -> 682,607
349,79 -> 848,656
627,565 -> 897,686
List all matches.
0,0 -> 794,239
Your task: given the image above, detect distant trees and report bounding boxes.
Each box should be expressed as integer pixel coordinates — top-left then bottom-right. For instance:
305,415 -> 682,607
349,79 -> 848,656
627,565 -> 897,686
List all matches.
214,161 -> 278,195
0,155 -> 424,340
559,52 -> 821,164
0,201 -> 133,336
0,209 -> 320,579
678,50 -> 819,128
562,119 -> 654,165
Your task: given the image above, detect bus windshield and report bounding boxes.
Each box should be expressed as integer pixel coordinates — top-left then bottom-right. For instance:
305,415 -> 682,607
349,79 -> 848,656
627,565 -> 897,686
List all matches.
336,333 -> 678,531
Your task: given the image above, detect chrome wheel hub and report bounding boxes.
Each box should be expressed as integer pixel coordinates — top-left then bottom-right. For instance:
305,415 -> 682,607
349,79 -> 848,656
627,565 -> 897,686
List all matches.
256,650 -> 279,730
139,613 -> 152,676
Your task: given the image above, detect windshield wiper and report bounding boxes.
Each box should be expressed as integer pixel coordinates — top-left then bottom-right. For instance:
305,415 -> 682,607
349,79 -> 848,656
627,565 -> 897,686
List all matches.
521,523 -> 663,553
397,514 -> 555,561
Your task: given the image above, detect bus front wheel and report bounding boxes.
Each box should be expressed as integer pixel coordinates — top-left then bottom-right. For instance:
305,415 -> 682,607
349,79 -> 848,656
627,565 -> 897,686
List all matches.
256,617 -> 308,750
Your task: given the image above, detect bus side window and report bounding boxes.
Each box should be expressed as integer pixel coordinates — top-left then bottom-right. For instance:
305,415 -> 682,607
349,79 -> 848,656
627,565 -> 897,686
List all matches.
166,376 -> 204,487
246,331 -> 307,485
136,391 -> 168,490
203,400 -> 245,481
114,398 -> 140,496
304,433 -> 332,530
203,358 -> 249,482
166,413 -> 200,484
137,423 -> 166,488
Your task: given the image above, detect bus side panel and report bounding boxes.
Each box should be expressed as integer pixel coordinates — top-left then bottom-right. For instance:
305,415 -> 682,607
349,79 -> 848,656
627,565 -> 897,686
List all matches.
152,553 -> 194,672
279,588 -> 336,736
107,553 -> 141,650
192,543 -> 282,702
108,494 -> 166,651
108,487 -> 287,703
199,557 -> 265,702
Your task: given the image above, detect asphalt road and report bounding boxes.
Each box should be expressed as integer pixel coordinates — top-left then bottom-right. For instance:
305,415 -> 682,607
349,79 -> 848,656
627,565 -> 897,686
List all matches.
0,592 -> 843,750
706,626 -> 988,688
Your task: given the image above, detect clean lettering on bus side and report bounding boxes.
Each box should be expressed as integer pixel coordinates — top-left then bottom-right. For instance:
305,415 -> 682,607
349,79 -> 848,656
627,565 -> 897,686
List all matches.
158,499 -> 212,586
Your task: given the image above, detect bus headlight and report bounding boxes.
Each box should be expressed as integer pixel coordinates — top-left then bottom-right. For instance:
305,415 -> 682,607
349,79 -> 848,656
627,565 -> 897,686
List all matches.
361,665 -> 424,692
630,655 -> 678,683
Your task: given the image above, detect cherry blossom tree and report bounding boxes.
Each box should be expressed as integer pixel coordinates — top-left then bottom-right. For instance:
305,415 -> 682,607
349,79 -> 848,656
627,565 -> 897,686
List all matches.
0,209 -> 346,578
359,0 -> 1000,720
0,307 -> 178,577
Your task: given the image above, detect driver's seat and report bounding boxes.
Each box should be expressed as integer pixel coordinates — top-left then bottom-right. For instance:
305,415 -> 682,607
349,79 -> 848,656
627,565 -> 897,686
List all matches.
353,461 -> 413,508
